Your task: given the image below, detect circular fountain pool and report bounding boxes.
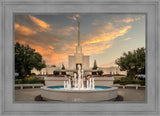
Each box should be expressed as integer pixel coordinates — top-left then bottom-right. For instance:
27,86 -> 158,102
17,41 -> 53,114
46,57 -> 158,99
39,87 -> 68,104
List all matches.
41,64 -> 118,101
41,86 -> 118,102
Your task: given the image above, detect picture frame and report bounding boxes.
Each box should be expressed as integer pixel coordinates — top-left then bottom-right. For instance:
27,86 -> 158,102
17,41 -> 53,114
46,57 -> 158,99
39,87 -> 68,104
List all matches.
0,0 -> 159,116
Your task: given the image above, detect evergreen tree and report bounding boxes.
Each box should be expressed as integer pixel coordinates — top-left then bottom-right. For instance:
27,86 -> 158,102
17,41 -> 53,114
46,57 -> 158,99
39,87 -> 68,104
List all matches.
61,63 -> 66,75
62,64 -> 65,70
92,60 -> 98,75
92,60 -> 98,70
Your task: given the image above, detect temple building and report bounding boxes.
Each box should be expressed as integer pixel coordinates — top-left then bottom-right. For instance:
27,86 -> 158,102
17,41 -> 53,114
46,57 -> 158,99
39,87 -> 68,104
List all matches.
68,21 -> 89,70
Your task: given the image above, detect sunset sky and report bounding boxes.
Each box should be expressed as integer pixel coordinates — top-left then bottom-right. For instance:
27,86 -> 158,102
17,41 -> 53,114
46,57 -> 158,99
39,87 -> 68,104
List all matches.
15,13 -> 145,68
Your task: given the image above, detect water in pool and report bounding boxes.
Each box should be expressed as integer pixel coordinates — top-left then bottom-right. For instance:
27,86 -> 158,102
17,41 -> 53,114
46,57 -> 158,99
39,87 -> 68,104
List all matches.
47,86 -> 111,90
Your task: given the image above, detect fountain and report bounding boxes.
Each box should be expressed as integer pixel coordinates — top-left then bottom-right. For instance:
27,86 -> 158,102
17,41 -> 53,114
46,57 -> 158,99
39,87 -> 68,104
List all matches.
41,64 -> 118,102
64,64 -> 95,90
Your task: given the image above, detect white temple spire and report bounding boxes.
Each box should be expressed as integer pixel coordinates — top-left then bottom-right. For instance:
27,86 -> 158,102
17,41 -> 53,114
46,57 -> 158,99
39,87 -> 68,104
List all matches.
78,21 -> 80,46
76,21 -> 82,54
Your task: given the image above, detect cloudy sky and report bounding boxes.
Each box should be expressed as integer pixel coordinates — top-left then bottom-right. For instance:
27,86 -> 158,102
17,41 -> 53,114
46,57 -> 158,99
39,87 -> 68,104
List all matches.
15,13 -> 145,68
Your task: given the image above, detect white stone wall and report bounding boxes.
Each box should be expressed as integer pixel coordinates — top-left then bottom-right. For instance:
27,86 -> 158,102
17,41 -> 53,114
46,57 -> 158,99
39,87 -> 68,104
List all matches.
31,67 -> 47,75
31,67 -> 40,75
31,66 -> 60,75
68,56 -> 76,69
68,55 -> 89,70
75,53 -> 83,64
95,80 -> 113,86
99,67 -> 127,75
45,80 -> 64,86
46,67 -> 57,75
83,56 -> 89,70
94,77 -> 114,86
44,77 -> 68,86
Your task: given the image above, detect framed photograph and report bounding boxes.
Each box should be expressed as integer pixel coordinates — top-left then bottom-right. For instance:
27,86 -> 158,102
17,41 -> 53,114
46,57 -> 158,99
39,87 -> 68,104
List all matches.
0,0 -> 159,116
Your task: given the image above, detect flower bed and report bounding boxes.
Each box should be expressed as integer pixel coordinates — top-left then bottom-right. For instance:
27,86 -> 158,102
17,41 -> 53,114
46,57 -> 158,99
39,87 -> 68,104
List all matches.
15,76 -> 44,84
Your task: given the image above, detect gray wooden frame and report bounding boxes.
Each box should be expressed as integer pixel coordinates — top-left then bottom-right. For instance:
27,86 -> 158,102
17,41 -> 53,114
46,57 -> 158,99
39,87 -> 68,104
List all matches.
0,0 -> 159,115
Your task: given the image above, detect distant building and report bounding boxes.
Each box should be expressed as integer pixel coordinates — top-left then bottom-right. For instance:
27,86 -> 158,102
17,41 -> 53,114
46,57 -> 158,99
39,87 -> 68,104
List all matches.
99,66 -> 127,75
31,66 -> 60,75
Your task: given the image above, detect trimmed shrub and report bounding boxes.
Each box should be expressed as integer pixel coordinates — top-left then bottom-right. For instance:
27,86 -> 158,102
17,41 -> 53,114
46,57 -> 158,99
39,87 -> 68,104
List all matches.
53,71 -> 60,75
114,80 -> 121,84
114,76 -> 145,85
139,80 -> 145,86
98,71 -> 103,76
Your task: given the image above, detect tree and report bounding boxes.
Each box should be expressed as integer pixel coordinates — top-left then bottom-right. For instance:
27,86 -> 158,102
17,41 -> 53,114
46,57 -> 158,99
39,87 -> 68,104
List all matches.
61,63 -> 66,75
115,47 -> 145,79
62,64 -> 65,70
92,60 -> 98,75
51,65 -> 56,67
92,60 -> 98,70
15,42 -> 46,77
53,71 -> 60,75
98,70 -> 103,76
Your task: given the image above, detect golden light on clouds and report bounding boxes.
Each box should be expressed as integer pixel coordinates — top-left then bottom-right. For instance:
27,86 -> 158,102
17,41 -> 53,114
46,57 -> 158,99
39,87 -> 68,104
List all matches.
83,44 -> 112,55
15,14 -> 145,67
15,23 -> 37,35
115,17 -> 142,23
123,37 -> 132,41
119,26 -> 131,34
85,25 -> 132,44
121,18 -> 134,23
33,45 -> 70,66
29,15 -> 50,29
15,22 -> 132,66
49,46 -> 54,50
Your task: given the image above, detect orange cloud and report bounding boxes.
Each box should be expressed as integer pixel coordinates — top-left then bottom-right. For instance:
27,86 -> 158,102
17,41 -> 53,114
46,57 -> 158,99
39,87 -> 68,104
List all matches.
62,44 -> 75,52
115,17 -> 134,23
49,46 -> 54,50
83,43 -> 112,55
15,23 -> 37,36
75,23 -> 132,56
75,14 -> 80,18
115,16 -> 142,23
123,37 -> 132,41
84,25 -> 131,44
15,37 -> 73,67
122,18 -> 134,23
15,39 -> 27,45
68,14 -> 80,21
29,15 -> 50,29
32,45 -> 71,67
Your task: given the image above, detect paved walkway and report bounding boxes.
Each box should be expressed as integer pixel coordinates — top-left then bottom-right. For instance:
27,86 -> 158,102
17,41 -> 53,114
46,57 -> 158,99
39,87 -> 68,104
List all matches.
15,88 -> 145,101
